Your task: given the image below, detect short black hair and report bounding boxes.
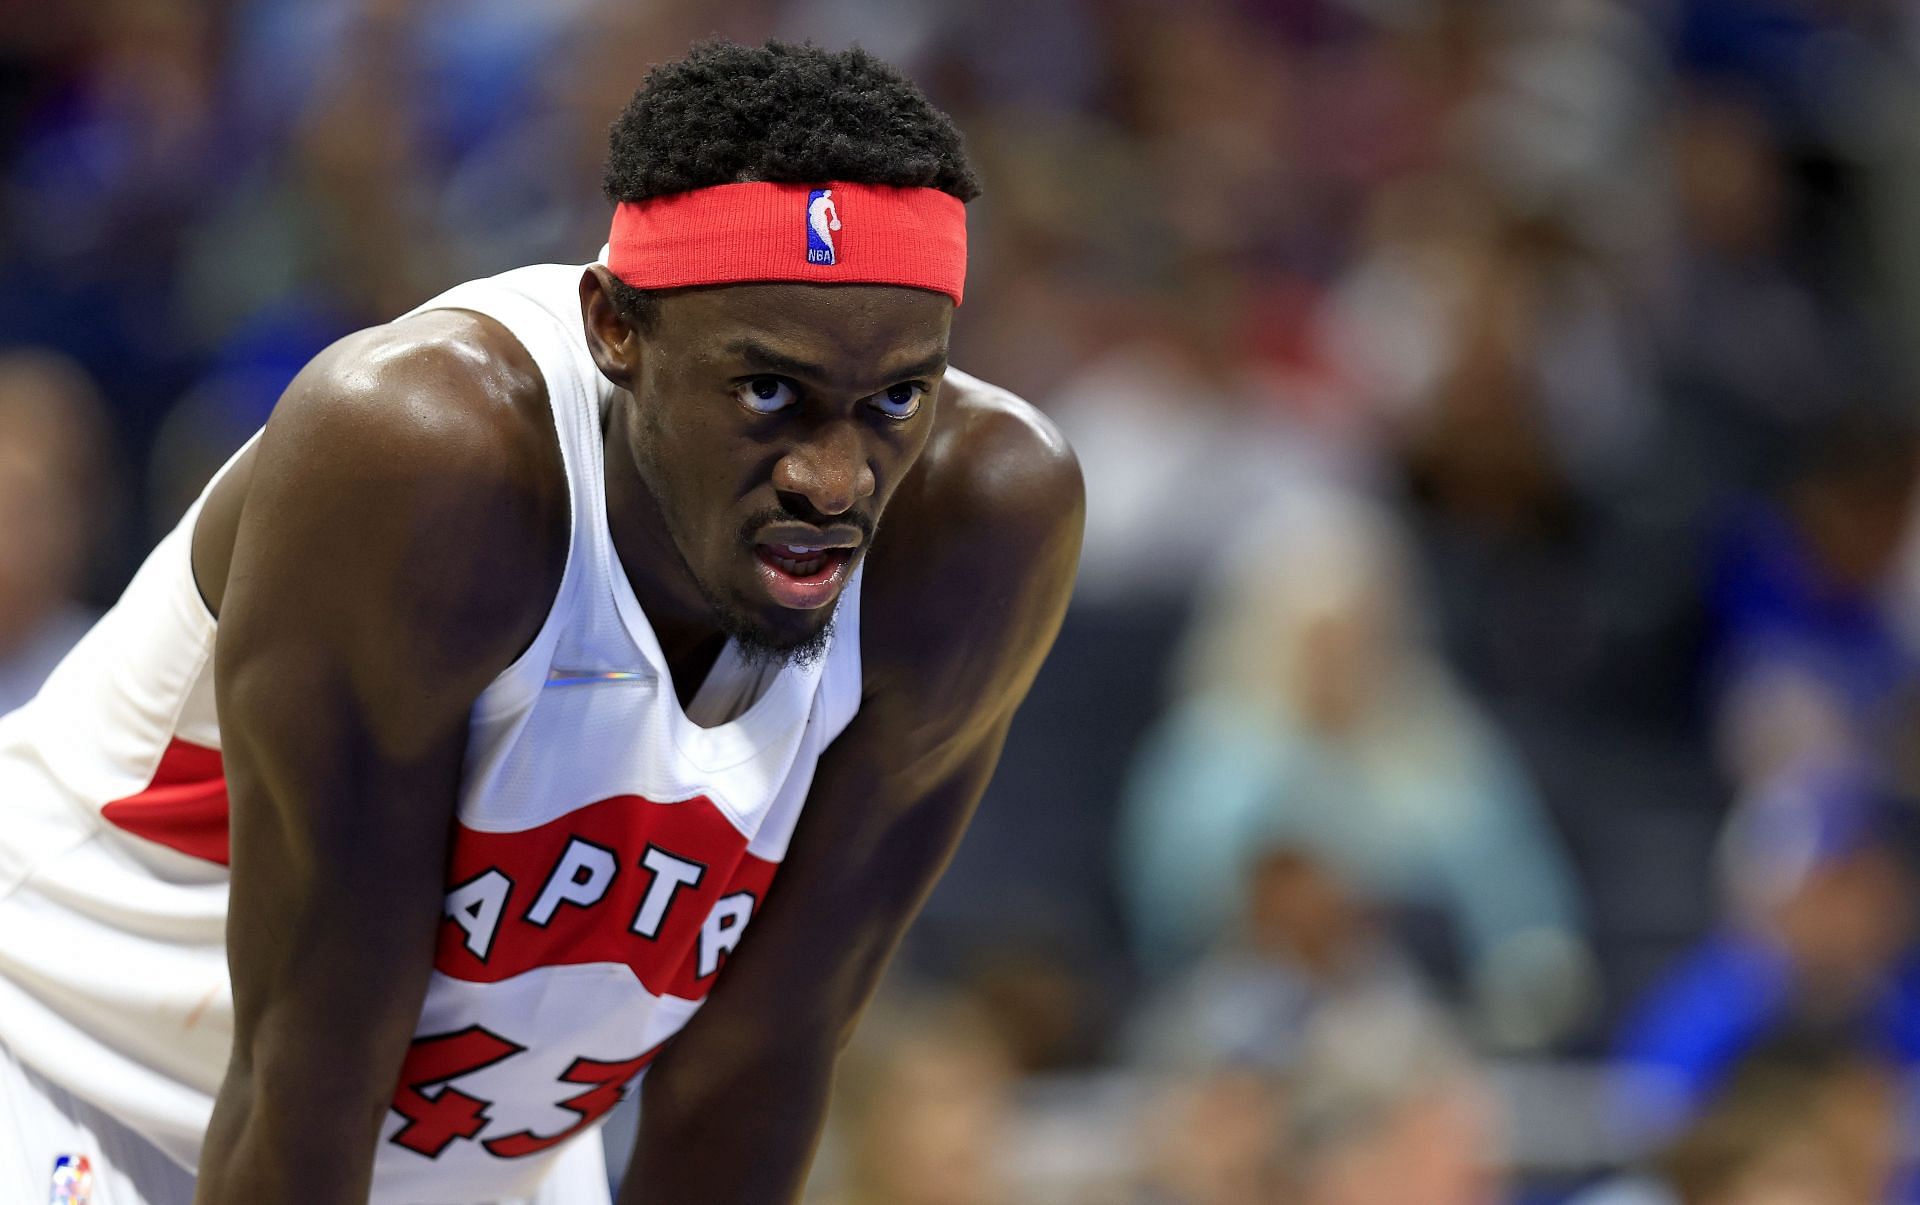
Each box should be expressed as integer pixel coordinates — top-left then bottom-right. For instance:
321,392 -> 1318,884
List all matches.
602,40 -> 980,330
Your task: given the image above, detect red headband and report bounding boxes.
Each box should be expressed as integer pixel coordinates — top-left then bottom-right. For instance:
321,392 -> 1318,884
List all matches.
606,181 -> 968,305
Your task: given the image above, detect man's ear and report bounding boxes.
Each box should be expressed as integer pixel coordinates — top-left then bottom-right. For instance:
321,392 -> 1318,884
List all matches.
580,266 -> 643,389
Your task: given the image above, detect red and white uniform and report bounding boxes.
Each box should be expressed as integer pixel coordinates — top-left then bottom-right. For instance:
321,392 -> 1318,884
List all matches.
0,262 -> 865,1202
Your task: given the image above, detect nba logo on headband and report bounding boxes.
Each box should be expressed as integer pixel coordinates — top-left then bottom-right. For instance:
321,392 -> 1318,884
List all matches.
806,188 -> 841,265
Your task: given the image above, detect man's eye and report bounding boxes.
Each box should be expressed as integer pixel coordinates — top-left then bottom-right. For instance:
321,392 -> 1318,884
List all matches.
871,382 -> 925,420
735,377 -> 798,413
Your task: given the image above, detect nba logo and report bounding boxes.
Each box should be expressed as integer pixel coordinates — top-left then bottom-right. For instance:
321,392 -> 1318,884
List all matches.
49,1154 -> 93,1205
806,188 -> 840,265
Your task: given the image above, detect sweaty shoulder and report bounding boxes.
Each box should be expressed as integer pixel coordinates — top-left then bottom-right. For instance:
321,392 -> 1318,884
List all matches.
194,308 -> 567,675
860,368 -> 1084,714
914,368 -> 1082,530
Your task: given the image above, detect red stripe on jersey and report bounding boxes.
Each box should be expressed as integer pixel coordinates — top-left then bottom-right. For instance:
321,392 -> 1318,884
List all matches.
433,794 -> 778,1001
100,738 -> 231,865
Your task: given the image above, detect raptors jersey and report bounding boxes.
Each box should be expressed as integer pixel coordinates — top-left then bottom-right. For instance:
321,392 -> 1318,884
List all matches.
0,262 -> 865,1202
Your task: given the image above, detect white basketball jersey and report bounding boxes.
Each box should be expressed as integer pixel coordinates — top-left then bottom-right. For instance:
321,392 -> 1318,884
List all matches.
0,262 -> 866,1201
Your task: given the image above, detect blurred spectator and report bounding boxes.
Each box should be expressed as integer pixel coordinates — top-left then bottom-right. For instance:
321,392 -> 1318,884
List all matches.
1328,170 -> 1658,518
1282,995 -> 1504,1205
811,992 -> 1017,1205
1042,267 -> 1349,606
1612,761 -> 1920,1142
1324,162 -> 1705,719
1130,846 -> 1427,1075
0,349 -> 113,715
1653,89 -> 1883,500
956,942 -> 1112,1074
5,0 -> 221,279
1117,487 -> 1594,1047
1708,415 -> 1920,792
1135,1065 -> 1287,1205
1576,1032 -> 1901,1205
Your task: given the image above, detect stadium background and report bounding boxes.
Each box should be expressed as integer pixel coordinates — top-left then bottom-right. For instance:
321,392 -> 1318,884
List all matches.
7,0 -> 1920,1201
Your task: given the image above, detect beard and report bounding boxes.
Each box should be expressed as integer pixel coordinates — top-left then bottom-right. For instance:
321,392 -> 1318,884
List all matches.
691,569 -> 838,671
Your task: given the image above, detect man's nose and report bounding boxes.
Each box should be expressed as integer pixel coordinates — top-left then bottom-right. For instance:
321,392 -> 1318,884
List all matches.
772,422 -> 875,517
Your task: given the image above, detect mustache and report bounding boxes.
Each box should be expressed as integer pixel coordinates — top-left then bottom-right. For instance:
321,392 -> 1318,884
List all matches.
738,503 -> 875,546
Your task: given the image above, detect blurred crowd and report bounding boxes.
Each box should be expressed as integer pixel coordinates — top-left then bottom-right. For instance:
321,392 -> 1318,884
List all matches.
9,0 -> 1920,1200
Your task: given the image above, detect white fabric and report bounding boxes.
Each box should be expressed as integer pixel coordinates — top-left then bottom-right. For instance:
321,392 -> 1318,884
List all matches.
0,1034 -> 195,1205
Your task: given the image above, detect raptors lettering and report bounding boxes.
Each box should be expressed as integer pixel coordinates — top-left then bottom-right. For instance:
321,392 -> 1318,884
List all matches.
432,793 -> 778,1000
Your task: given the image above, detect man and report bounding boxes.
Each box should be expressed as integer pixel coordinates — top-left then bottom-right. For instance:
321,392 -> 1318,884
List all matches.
0,40 -> 1083,1205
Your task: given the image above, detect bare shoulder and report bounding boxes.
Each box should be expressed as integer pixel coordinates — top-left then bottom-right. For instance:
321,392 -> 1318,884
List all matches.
859,368 -> 1084,720
196,308 -> 563,621
914,367 -> 1083,531
262,308 -> 552,485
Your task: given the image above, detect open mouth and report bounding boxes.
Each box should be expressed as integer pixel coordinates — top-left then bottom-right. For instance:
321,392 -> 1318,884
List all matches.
760,544 -> 839,577
753,543 -> 854,609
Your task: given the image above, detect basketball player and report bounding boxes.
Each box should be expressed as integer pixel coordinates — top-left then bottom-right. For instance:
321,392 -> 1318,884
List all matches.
0,41 -> 1083,1205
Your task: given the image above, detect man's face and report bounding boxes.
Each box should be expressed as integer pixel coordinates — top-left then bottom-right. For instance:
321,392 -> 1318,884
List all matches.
611,280 -> 952,662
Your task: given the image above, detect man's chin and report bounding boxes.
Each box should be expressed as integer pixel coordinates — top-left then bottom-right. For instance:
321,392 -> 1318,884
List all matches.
719,599 -> 839,671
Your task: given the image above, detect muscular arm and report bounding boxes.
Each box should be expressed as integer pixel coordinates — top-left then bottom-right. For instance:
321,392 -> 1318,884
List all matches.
626,387 -> 1084,1203
192,318 -> 561,1203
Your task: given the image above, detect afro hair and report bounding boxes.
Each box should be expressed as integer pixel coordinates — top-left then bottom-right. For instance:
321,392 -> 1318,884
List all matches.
600,41 -> 979,329
604,40 -> 980,205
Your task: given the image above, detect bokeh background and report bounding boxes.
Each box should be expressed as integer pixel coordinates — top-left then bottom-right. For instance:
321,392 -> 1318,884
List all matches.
9,0 -> 1920,1201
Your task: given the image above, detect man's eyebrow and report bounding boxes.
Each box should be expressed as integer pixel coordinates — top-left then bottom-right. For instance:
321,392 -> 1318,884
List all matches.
727,341 -> 828,383
725,340 -> 950,388
887,351 -> 951,382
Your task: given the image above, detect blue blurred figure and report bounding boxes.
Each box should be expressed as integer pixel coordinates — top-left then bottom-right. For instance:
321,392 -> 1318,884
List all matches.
1613,761 -> 1920,1153
1705,417 -> 1918,793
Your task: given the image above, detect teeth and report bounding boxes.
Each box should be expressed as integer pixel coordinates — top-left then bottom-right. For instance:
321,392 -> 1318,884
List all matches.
765,546 -> 833,577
